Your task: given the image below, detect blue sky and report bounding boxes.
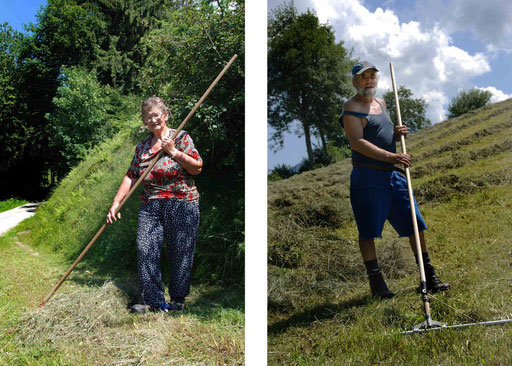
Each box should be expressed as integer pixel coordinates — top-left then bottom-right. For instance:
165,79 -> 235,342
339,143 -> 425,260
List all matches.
0,0 -> 47,32
268,0 -> 512,169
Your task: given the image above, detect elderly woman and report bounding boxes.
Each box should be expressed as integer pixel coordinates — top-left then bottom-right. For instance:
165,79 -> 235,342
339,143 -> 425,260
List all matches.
106,96 -> 203,313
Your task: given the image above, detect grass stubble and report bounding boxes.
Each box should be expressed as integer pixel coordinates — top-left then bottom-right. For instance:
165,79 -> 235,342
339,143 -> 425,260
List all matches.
268,99 -> 512,365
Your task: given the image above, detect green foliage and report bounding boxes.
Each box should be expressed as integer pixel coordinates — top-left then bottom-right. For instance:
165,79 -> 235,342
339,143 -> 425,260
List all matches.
0,23 -> 52,199
140,0 -> 244,177
46,67 -> 117,175
269,144 -> 350,182
194,179 -> 245,281
29,0 -> 166,92
447,88 -> 493,119
298,144 -> 350,174
0,0 -> 168,199
0,23 -> 24,172
383,85 -> 431,132
268,164 -> 297,181
268,2 -> 353,164
0,198 -> 28,213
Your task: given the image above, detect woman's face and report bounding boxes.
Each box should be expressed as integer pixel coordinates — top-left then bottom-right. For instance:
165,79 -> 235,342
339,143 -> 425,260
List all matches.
142,106 -> 168,133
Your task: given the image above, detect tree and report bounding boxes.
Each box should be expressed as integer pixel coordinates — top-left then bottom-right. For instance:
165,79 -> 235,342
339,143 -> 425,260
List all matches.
447,88 -> 492,119
46,66 -> 115,175
0,23 -> 52,199
0,23 -> 24,173
0,0 -> 169,198
140,0 -> 245,177
383,85 -> 431,132
268,2 -> 353,165
29,0 -> 168,93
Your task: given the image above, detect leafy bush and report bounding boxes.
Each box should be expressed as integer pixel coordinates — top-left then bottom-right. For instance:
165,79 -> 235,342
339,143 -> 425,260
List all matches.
298,145 -> 350,173
447,88 -> 492,119
269,164 -> 296,181
46,66 -> 116,176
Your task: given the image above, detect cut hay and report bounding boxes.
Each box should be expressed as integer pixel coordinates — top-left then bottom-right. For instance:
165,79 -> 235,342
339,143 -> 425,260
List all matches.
17,281 -> 136,344
13,281 -> 233,365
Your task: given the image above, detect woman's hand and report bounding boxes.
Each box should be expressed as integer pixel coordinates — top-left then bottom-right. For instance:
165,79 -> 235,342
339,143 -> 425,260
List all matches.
161,135 -> 203,175
161,137 -> 178,158
106,201 -> 121,224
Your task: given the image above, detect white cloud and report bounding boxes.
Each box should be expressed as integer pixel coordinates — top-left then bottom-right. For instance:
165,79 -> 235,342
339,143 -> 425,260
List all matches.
416,0 -> 512,52
307,0 -> 492,123
477,86 -> 512,103
422,90 -> 449,122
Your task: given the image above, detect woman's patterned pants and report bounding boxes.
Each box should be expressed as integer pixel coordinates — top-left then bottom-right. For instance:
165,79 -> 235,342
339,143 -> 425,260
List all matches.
136,199 -> 200,307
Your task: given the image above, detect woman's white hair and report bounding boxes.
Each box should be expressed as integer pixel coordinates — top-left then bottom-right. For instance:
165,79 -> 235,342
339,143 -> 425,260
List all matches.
141,96 -> 172,120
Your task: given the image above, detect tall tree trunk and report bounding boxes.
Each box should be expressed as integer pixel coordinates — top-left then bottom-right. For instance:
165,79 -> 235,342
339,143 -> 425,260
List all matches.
303,121 -> 314,166
319,130 -> 328,157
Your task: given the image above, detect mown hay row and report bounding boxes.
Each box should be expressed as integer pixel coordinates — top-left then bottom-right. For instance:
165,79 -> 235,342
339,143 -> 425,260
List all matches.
415,167 -> 512,204
413,118 -> 512,161
409,100 -> 512,151
412,138 -> 512,179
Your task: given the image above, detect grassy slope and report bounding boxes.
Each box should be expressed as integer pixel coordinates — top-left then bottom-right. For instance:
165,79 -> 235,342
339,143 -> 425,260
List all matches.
0,116 -> 243,365
268,99 -> 512,365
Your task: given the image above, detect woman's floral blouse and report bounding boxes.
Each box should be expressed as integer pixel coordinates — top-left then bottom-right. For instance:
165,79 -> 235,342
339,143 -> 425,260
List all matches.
126,130 -> 202,203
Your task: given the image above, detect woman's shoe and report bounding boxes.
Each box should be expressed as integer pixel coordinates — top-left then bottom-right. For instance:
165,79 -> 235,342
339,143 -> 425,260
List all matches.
131,302 -> 171,313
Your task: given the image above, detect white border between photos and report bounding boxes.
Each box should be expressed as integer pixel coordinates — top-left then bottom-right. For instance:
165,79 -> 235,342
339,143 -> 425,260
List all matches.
246,0 -> 267,365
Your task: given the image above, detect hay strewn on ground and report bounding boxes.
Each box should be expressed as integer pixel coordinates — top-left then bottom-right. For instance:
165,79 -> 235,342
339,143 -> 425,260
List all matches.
0,256 -> 244,366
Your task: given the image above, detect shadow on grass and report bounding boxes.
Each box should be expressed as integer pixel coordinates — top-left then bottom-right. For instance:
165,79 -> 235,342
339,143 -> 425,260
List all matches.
268,295 -> 370,336
21,203 -> 40,213
67,266 -> 243,320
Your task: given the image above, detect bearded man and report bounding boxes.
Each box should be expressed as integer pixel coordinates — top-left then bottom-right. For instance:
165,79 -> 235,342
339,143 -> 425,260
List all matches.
339,61 -> 450,299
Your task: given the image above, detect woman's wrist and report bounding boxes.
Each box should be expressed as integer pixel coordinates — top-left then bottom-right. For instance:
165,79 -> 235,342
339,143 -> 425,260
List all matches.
171,149 -> 181,159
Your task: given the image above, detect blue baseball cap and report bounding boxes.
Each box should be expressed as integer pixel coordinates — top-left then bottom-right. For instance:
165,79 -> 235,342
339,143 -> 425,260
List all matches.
352,61 -> 379,75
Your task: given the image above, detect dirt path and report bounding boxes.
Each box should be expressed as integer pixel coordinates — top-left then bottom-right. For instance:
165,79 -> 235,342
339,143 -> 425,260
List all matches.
0,203 -> 40,236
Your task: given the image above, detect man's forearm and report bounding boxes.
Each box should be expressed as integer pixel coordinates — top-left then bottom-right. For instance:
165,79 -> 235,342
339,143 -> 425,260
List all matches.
351,139 -> 394,163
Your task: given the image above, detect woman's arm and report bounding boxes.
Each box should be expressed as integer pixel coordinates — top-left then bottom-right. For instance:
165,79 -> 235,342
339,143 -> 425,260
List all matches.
106,175 -> 137,224
161,137 -> 203,175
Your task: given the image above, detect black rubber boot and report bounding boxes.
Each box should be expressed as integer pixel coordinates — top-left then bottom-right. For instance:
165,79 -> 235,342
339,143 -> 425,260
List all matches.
425,264 -> 450,293
368,271 -> 395,299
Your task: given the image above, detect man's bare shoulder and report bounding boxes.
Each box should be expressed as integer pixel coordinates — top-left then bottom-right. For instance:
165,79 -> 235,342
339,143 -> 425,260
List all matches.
344,96 -> 365,112
376,97 -> 386,108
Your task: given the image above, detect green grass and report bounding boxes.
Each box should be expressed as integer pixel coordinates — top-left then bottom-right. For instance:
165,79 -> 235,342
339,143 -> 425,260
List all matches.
268,99 -> 512,364
0,198 -> 29,213
0,228 -> 244,365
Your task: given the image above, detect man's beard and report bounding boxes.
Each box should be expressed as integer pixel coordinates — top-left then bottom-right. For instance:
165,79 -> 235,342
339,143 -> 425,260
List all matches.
356,84 -> 376,98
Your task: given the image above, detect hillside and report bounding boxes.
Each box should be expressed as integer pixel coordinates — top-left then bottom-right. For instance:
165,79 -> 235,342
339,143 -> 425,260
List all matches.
268,99 -> 512,364
0,115 -> 243,364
